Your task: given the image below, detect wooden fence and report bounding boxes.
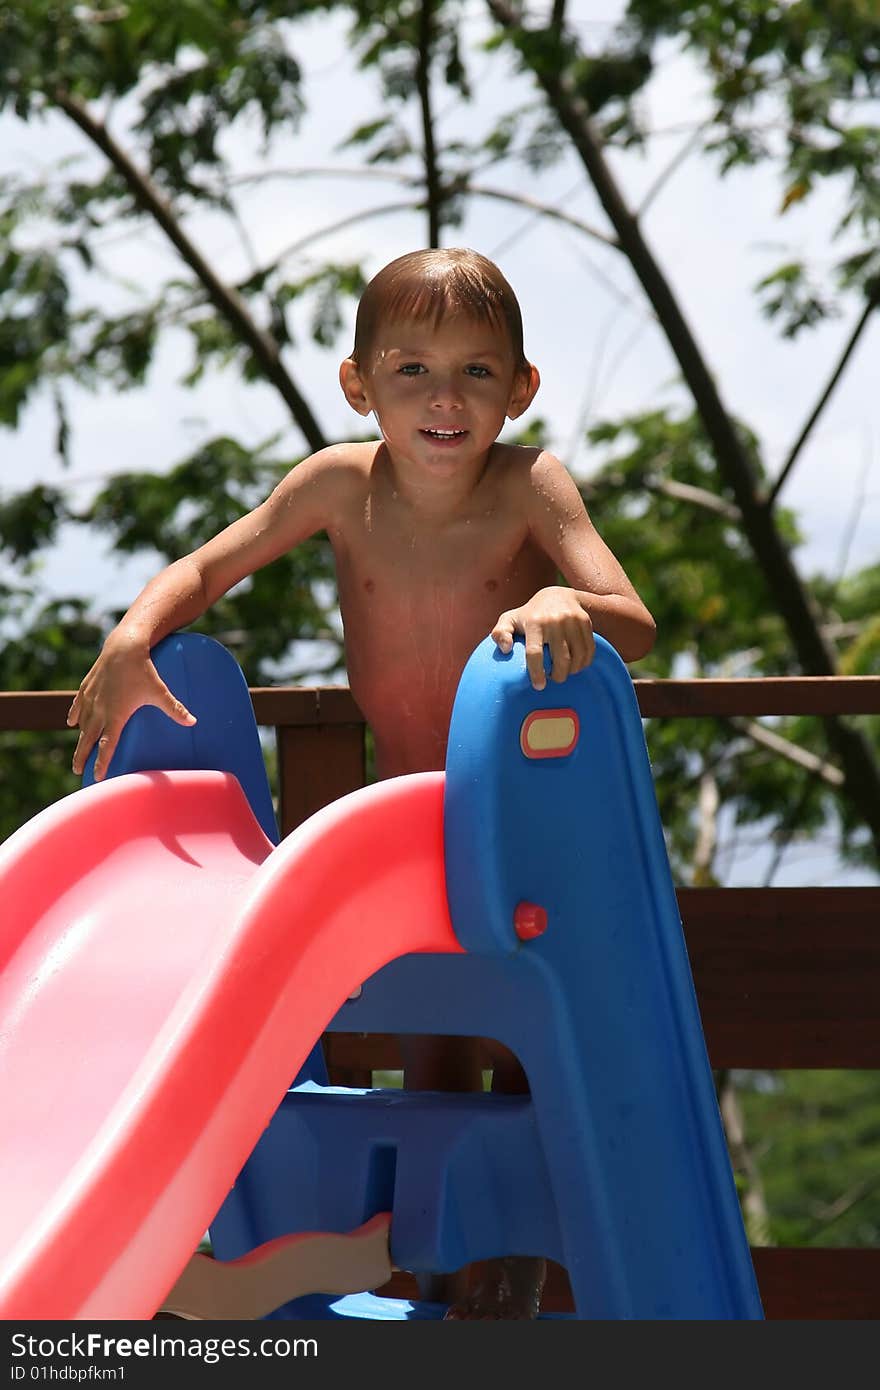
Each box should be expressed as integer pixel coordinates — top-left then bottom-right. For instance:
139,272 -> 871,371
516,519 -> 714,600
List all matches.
3,675 -> 879,1319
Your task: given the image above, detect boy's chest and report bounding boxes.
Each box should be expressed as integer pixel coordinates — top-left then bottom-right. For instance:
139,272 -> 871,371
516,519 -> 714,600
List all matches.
342,498 -> 529,593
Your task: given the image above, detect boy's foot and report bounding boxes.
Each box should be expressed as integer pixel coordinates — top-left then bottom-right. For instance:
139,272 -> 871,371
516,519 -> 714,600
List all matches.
443,1256 -> 546,1320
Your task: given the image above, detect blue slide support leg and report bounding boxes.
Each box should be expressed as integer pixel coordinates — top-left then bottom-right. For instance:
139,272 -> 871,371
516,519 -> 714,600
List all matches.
438,634 -> 763,1318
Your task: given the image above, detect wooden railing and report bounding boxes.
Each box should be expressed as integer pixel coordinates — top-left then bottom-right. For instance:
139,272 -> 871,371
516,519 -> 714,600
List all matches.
3,676 -> 879,1319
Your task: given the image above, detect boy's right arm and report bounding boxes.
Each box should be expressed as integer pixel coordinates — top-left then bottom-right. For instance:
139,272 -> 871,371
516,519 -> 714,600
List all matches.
68,449 -> 344,780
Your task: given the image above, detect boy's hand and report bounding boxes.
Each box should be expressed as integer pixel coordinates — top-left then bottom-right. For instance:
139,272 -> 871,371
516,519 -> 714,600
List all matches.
67,636 -> 196,782
492,586 -> 595,691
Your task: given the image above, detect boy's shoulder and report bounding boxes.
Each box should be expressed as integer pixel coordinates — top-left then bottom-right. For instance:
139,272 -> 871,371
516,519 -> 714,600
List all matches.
300,439 -> 380,475
490,442 -> 570,492
489,445 -> 588,529
281,439 -> 379,499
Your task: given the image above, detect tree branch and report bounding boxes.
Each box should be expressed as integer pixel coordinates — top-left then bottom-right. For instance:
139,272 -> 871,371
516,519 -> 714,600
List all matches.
761,774 -> 820,887
693,768 -> 720,884
466,181 -> 618,250
267,201 -> 423,272
637,118 -> 714,219
717,1071 -> 773,1247
644,475 -> 742,522
728,717 -> 844,787
51,89 -> 328,454
417,0 -> 442,247
486,0 -> 880,859
550,0 -> 567,37
220,164 -> 618,251
767,288 -> 880,508
805,1172 -> 880,1243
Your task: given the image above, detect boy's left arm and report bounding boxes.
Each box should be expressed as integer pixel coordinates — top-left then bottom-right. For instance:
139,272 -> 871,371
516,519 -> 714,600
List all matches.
492,451 -> 656,690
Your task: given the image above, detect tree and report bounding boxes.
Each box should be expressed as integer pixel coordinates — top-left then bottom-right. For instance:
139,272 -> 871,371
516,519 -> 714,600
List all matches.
484,0 -> 880,856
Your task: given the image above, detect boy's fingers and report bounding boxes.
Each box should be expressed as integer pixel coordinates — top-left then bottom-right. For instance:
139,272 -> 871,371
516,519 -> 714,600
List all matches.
72,693 -> 193,781
523,624 -> 546,691
581,624 -> 596,669
92,732 -> 117,782
71,727 -> 97,777
567,618 -> 594,673
491,610 -> 518,651
159,686 -> 197,726
549,634 -> 572,683
144,664 -> 195,725
72,717 -> 119,781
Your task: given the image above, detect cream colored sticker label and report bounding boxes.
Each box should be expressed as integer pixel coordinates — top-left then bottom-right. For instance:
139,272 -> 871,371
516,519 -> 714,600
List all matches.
520,710 -> 579,758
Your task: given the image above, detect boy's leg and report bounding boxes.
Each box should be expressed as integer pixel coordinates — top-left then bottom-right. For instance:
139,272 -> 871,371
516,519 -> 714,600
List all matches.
399,1033 -> 483,1092
398,1036 -> 547,1319
399,1034 -> 481,1306
443,1042 -> 547,1320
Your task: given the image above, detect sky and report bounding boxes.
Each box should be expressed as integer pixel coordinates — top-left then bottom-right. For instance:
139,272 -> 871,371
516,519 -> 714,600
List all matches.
1,2 -> 877,884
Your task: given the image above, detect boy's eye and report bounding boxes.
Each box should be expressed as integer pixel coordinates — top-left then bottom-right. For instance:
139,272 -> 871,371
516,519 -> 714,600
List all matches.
399,363 -> 426,376
465,364 -> 491,378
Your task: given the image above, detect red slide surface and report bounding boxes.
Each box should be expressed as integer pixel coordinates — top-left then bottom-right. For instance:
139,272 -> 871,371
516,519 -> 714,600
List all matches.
0,770 -> 461,1319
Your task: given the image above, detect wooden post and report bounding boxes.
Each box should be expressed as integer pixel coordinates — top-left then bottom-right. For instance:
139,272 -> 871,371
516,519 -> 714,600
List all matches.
276,723 -> 366,838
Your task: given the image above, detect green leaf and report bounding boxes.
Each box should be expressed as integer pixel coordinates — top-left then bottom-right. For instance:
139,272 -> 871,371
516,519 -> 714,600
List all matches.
0,486 -> 68,560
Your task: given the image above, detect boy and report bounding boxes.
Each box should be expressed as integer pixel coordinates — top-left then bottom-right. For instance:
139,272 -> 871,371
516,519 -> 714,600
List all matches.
68,247 -> 656,1318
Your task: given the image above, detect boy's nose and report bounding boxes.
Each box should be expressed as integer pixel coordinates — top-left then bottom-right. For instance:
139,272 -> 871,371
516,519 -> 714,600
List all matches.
429,376 -> 464,407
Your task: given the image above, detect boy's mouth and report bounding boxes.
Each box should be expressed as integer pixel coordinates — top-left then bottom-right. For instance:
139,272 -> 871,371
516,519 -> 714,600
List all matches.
420,427 -> 468,443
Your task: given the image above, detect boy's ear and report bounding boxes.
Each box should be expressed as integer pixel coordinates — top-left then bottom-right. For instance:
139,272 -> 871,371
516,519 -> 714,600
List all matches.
506,362 -> 540,420
339,357 -> 372,416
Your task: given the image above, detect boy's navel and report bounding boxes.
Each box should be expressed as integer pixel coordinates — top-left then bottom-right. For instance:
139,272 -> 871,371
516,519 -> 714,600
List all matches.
364,578 -> 376,593
485,578 -> 498,592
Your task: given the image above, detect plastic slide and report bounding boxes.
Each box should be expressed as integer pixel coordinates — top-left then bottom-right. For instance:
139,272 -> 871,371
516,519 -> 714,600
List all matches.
0,766 -> 461,1319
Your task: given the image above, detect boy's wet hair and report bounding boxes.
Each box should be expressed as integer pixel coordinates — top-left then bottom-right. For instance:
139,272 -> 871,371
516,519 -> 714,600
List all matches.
352,248 -> 529,372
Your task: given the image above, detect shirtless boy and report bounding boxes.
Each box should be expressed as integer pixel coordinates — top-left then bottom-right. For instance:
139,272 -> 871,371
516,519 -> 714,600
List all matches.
68,247 -> 656,1319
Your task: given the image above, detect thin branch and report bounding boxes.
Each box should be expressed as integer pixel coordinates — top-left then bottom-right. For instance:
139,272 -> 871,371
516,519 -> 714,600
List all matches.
637,118 -> 714,219
468,181 -> 617,249
761,774 -> 820,887
767,289 -> 880,508
728,717 -> 845,788
831,431 -> 873,588
86,186 -> 620,361
822,619 -> 873,643
219,164 -> 618,251
488,172 -> 583,257
51,88 -> 327,454
489,198 -> 638,325
693,769 -> 720,882
417,0 -> 442,247
566,307 -> 652,470
716,1070 -> 773,1247
644,475 -> 742,522
551,0 -> 567,35
804,1172 -> 880,1244
225,164 -> 416,191
267,200 -> 423,270
215,171 -> 262,279
77,5 -> 129,21
563,302 -> 622,466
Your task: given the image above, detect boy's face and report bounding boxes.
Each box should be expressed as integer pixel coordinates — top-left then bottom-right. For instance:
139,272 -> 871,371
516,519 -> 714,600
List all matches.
339,312 -> 539,479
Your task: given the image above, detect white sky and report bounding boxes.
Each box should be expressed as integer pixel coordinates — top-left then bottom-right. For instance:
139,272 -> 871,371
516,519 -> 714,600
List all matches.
1,3 -> 877,884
